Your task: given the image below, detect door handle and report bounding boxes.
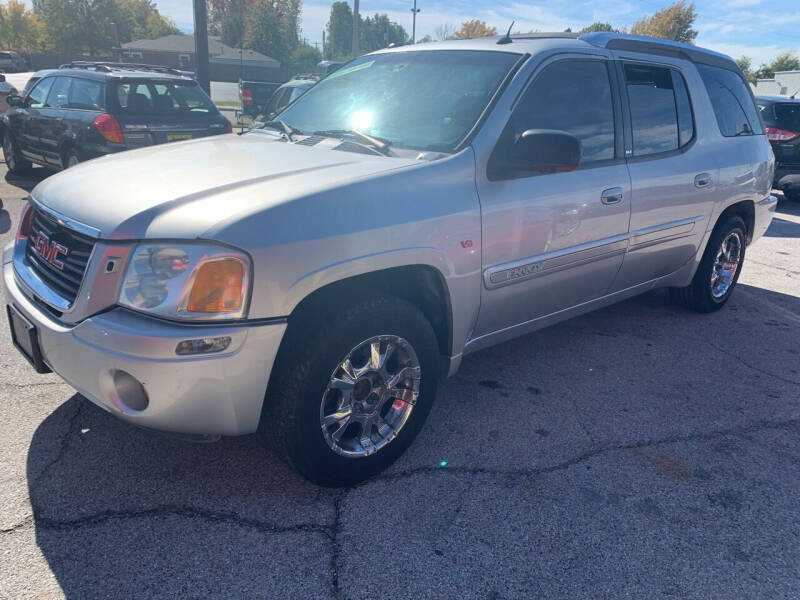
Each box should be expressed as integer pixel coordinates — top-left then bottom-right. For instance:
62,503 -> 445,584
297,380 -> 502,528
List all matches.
694,173 -> 712,188
601,187 -> 624,205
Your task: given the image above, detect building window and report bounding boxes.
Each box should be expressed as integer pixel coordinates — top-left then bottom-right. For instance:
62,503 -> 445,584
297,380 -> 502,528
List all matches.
128,51 -> 143,60
179,54 -> 191,66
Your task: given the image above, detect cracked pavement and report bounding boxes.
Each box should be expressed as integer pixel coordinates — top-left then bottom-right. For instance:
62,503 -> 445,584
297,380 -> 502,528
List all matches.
1,165 -> 800,599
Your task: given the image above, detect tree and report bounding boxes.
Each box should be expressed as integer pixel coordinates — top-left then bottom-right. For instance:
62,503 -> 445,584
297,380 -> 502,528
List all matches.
33,0 -> 177,54
579,22 -> 616,34
434,23 -> 453,41
416,34 -> 432,43
289,43 -> 321,72
0,0 -> 44,51
247,0 -> 301,68
453,20 -> 497,40
736,56 -> 755,83
630,1 -> 697,44
325,1 -> 352,60
360,13 -> 407,52
754,52 -> 800,80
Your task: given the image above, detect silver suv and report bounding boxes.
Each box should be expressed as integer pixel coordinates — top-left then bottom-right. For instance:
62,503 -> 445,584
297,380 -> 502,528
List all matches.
3,34 -> 776,485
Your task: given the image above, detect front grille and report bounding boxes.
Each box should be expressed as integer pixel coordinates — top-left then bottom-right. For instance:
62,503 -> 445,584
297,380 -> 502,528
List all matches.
25,208 -> 96,304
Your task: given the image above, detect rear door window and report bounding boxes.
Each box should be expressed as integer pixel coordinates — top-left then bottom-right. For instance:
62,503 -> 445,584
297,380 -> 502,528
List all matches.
624,64 -> 687,156
697,64 -> 763,137
70,78 -> 105,110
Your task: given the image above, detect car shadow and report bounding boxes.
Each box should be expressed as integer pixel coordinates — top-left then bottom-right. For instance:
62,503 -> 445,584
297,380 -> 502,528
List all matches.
23,277 -> 800,597
0,208 -> 9,233
4,165 -> 51,193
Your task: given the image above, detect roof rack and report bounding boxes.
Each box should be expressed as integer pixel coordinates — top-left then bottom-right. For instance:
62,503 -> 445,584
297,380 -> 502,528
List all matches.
578,32 -> 739,72
291,73 -> 321,81
59,61 -> 190,77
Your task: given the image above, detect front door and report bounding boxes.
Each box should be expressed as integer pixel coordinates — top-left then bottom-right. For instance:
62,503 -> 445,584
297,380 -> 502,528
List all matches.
474,56 -> 632,339
18,76 -> 55,163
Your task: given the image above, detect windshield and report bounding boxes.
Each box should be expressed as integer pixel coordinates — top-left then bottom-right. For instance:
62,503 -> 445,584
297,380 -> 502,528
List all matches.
114,80 -> 217,115
276,50 -> 520,153
775,103 -> 800,131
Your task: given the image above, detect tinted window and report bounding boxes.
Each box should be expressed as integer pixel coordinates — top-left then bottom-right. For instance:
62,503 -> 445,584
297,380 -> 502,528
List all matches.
45,77 -> 71,108
673,71 -> 695,146
512,60 -> 616,163
625,64 -> 679,155
70,78 -> 105,110
116,81 -> 215,114
27,77 -> 54,108
697,64 -> 763,136
774,103 -> 800,131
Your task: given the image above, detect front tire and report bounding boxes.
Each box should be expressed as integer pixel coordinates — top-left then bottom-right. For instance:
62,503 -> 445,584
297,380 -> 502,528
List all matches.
670,215 -> 746,312
2,130 -> 31,175
63,148 -> 80,169
261,296 -> 440,486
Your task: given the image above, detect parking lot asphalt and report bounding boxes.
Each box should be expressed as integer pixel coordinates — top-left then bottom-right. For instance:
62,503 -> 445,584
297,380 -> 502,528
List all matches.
0,161 -> 799,600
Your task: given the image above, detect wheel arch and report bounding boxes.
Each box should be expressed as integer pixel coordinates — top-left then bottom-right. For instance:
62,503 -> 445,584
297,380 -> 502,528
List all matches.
714,200 -> 755,244
283,264 -> 454,359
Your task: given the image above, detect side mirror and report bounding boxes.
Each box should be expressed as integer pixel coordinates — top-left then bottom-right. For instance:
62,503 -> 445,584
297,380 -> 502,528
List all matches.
510,129 -> 582,174
6,94 -> 24,108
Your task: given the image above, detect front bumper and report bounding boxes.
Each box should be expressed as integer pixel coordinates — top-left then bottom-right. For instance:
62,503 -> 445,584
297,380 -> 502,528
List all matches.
3,250 -> 286,436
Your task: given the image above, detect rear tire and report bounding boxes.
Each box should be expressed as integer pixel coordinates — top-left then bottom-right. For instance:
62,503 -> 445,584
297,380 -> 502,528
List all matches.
2,130 -> 30,175
260,296 -> 440,486
670,215 -> 746,313
63,148 -> 79,169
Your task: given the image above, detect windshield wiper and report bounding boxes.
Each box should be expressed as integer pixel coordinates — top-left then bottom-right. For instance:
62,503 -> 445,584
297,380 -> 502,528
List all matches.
262,120 -> 303,141
313,129 -> 393,156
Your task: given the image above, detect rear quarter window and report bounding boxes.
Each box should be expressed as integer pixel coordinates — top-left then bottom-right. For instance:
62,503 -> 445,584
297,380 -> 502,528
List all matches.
697,64 -> 763,137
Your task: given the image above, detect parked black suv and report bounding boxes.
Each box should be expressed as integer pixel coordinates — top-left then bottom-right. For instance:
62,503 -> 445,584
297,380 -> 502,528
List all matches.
756,95 -> 800,200
1,62 -> 231,174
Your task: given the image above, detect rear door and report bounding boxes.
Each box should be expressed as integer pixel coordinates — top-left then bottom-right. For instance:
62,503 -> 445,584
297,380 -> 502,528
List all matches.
609,59 -> 718,291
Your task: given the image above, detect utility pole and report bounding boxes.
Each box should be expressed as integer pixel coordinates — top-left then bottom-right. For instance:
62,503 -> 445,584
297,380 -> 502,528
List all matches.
352,0 -> 360,57
193,0 -> 210,94
410,0 -> 420,44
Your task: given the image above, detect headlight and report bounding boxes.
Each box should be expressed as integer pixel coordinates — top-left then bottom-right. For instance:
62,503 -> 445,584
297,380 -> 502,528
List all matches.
119,243 -> 250,321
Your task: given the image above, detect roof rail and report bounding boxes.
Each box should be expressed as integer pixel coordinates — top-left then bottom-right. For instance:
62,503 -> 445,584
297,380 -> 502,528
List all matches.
59,61 -> 189,77
579,32 -> 739,72
291,73 -> 321,81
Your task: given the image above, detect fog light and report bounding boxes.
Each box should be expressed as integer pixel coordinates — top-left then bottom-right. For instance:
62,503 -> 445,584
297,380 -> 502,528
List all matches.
175,336 -> 232,356
113,370 -> 149,412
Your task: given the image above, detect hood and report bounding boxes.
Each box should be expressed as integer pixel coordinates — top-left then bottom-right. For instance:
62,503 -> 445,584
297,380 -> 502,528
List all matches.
31,133 -> 418,240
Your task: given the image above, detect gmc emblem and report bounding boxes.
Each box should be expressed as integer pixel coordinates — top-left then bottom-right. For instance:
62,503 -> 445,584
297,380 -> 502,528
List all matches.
32,231 -> 69,270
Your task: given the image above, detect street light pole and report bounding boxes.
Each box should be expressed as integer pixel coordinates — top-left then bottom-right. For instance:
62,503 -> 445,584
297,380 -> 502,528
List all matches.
352,0 -> 360,57
410,0 -> 420,44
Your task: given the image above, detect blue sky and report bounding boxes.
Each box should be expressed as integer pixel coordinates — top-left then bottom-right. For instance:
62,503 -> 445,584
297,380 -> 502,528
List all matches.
122,0 -> 800,65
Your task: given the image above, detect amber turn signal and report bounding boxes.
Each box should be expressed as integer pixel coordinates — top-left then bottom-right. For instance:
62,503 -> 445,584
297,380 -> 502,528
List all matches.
186,259 -> 245,313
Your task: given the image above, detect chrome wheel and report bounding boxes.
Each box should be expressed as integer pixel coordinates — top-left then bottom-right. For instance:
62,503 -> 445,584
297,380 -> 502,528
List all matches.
711,231 -> 742,299
3,134 -> 15,171
320,335 -> 421,458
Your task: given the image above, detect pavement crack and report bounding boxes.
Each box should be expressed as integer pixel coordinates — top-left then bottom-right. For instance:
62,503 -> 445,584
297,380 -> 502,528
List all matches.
32,505 -> 331,538
329,490 -> 346,600
0,515 -> 33,535
374,417 -> 800,485
30,398 -> 84,493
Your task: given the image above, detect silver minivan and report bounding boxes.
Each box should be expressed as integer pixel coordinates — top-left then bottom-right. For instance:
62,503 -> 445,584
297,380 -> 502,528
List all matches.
3,33 -> 776,485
